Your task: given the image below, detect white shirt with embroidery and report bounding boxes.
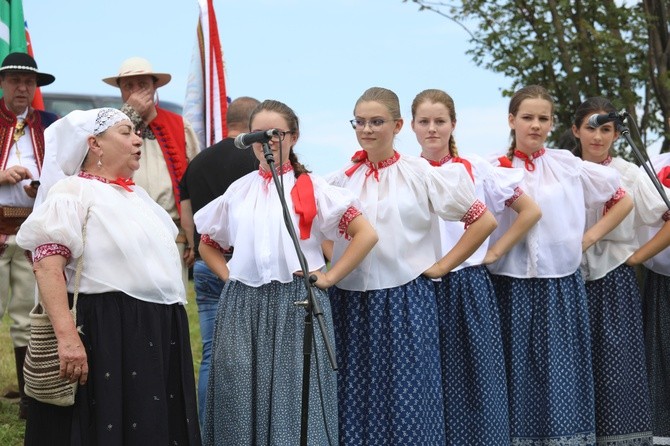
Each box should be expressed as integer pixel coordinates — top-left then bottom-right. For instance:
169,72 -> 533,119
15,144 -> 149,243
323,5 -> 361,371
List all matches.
0,110 -> 38,208
637,152 -> 670,275
487,148 -> 624,279
432,153 -> 524,272
581,156 -> 670,280
16,175 -> 185,304
327,152 -> 483,292
194,169 -> 361,288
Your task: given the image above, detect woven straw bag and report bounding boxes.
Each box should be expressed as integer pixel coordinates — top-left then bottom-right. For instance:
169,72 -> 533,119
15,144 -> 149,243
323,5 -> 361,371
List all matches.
23,208 -> 90,406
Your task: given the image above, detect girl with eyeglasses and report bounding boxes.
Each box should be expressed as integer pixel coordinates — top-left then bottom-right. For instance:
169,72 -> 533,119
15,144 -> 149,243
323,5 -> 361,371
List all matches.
194,99 -> 378,445
410,88 -> 542,445
489,85 -> 633,444
326,87 -> 498,445
572,96 -> 670,445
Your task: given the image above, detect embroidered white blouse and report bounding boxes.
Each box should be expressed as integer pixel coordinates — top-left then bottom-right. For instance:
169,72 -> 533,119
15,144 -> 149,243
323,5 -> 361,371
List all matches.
487,148 -> 625,278
327,151 -> 485,292
193,166 -> 361,288
581,156 -> 670,280
637,152 -> 670,275
430,153 -> 525,272
16,173 -> 185,304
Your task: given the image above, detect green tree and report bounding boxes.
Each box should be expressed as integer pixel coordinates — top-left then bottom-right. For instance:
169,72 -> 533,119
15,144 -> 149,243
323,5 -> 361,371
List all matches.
404,0 -> 670,155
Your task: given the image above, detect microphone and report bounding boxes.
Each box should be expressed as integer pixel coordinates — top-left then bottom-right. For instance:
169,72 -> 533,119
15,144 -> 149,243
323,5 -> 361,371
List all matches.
587,111 -> 624,128
234,129 -> 279,149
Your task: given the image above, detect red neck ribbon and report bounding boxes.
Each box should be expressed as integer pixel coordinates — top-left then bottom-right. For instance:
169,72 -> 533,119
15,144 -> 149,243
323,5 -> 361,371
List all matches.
290,174 -> 317,240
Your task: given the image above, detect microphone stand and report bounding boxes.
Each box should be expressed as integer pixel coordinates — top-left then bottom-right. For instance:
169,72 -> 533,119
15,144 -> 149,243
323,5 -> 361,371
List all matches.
259,142 -> 338,446
614,114 -> 670,211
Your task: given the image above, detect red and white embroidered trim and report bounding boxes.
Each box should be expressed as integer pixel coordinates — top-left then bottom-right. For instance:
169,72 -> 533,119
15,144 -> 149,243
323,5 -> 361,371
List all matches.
34,243 -> 71,263
200,234 -> 227,254
603,187 -> 627,215
460,199 -> 487,228
663,210 -> 670,222
258,162 -> 294,181
338,206 -> 362,240
504,186 -> 525,207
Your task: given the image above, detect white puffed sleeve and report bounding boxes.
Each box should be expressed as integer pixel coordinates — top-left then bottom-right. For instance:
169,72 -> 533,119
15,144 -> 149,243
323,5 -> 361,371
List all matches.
427,162 -> 482,223
478,161 -> 525,214
619,160 -> 670,227
580,160 -> 624,212
312,175 -> 362,241
17,177 -> 93,260
193,194 -> 232,250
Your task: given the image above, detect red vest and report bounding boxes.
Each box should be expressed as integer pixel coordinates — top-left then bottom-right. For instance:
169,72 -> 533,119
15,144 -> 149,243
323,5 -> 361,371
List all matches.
148,107 -> 189,215
0,100 -> 48,172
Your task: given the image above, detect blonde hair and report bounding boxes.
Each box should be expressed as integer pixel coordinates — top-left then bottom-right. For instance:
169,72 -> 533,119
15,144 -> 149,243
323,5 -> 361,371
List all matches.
354,87 -> 401,120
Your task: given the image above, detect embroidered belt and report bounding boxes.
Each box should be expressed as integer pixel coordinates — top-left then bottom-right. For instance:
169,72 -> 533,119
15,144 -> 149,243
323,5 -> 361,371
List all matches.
0,206 -> 32,235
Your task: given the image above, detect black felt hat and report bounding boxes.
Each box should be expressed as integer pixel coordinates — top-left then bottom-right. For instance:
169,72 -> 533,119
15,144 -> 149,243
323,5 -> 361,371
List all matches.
0,52 -> 55,87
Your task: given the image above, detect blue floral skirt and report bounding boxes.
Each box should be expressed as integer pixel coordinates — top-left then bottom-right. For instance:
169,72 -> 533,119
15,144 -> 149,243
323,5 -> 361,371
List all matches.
491,271 -> 596,446
585,264 -> 652,445
202,276 -> 338,446
330,275 -> 445,445
435,265 -> 510,445
642,268 -> 670,445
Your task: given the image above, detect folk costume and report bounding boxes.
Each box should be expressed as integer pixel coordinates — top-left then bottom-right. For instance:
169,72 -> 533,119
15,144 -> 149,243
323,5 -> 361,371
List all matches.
637,152 -> 670,446
195,162 -> 362,446
427,152 -> 522,445
490,147 -> 627,446
0,51 -> 57,419
17,108 -> 200,446
581,156 -> 663,445
327,151 -> 487,446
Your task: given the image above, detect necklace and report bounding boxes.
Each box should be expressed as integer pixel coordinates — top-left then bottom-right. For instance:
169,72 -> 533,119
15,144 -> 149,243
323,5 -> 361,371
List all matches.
13,120 -> 26,164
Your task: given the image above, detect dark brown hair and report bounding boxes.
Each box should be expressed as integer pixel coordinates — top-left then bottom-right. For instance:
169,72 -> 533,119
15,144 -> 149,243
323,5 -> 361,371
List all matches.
249,99 -> 310,178
571,97 -> 617,158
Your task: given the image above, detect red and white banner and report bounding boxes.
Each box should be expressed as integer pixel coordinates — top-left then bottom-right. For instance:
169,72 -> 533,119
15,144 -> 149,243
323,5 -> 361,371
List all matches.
183,0 -> 228,151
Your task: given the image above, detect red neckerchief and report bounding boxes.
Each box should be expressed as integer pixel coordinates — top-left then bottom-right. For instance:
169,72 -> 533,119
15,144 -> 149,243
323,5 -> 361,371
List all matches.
291,174 -> 317,240
345,150 -> 400,181
0,100 -> 46,172
657,166 -> 670,188
422,153 -> 474,182
498,156 -> 513,168
79,171 -> 135,192
148,107 -> 188,214
513,148 -> 545,171
600,156 -> 613,166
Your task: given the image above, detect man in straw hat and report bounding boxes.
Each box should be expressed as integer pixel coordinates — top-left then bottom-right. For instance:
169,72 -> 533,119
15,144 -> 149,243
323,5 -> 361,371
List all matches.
0,51 -> 58,419
103,57 -> 200,287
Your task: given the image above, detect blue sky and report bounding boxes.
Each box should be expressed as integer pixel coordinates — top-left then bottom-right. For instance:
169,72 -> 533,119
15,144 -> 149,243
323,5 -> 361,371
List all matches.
25,0 -> 515,175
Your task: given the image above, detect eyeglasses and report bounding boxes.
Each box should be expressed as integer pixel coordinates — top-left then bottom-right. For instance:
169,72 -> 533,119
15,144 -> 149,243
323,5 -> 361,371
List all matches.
274,130 -> 295,142
349,118 -> 392,130
251,130 -> 294,142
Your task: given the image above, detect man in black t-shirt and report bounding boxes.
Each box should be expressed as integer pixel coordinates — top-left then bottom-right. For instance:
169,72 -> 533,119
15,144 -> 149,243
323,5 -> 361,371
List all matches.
179,96 -> 260,428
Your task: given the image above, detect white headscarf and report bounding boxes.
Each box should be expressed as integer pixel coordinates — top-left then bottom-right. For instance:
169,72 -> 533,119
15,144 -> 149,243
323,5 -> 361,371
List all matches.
35,108 -> 129,208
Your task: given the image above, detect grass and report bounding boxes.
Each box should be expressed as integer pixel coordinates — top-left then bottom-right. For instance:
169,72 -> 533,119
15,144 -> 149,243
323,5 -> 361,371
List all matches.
0,281 -> 202,445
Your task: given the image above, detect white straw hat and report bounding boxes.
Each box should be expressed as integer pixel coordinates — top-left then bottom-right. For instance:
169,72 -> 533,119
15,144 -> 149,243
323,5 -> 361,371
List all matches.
102,57 -> 171,88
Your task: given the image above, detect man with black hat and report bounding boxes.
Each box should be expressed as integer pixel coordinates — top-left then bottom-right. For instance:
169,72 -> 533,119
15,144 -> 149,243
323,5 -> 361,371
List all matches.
103,57 -> 199,287
0,51 -> 57,420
